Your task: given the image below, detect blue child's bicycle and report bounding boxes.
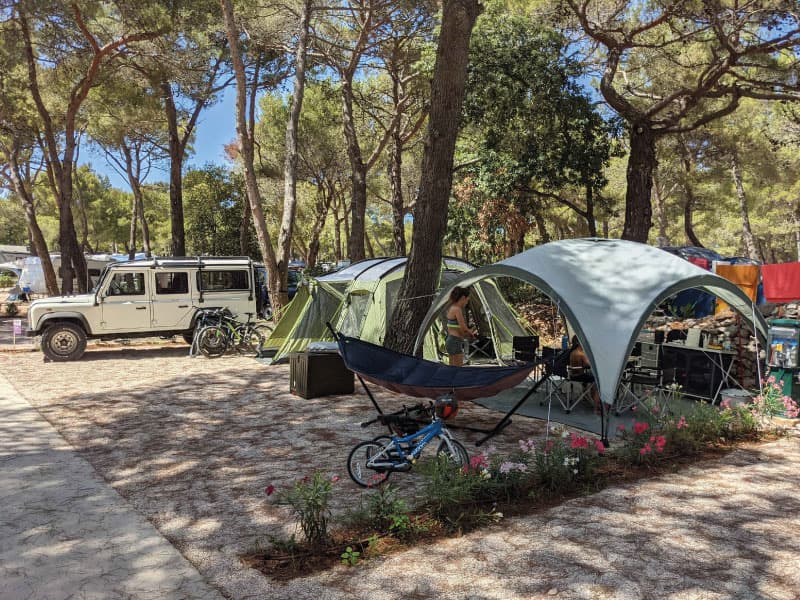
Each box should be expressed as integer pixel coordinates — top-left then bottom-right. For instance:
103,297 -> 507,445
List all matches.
346,397 -> 469,487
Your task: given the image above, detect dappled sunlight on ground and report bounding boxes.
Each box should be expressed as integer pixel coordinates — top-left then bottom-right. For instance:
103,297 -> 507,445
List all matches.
2,349 -> 799,599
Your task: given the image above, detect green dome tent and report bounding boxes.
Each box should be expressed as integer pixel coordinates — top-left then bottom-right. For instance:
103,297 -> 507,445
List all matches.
262,256 -> 532,364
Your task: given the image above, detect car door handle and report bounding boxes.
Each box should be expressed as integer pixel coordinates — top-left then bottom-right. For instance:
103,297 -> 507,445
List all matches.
178,305 -> 189,308
135,306 -> 147,310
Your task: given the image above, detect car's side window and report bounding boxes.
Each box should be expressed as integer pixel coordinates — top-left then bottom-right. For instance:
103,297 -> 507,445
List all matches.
198,270 -> 249,292
155,272 -> 189,295
107,272 -> 146,296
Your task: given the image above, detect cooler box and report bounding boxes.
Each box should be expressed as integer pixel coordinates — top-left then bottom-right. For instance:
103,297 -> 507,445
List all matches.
289,351 -> 354,399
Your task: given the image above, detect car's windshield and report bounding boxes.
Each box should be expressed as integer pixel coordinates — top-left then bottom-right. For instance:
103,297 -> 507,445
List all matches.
91,265 -> 111,293
288,270 -> 302,286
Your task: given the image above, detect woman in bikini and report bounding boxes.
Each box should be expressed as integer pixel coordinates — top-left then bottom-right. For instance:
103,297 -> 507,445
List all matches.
445,286 -> 476,366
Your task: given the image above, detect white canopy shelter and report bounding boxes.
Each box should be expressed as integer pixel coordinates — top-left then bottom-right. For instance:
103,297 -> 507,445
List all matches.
415,238 -> 768,405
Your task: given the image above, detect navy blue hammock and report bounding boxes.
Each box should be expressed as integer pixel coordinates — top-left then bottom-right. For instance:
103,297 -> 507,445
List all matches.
333,331 -> 577,446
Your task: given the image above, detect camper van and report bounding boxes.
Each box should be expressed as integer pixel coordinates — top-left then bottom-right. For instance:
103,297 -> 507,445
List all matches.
27,256 -> 259,361
18,254 -> 113,294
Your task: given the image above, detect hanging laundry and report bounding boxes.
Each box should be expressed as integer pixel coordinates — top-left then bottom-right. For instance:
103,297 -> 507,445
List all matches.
714,264 -> 759,313
761,263 -> 800,303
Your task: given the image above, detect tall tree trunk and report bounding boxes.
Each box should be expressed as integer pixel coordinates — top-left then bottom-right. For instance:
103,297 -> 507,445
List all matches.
385,0 -> 481,354
681,157 -> 704,247
622,123 -> 656,242
128,195 -> 138,260
307,183 -> 333,269
332,197 -> 342,262
731,152 -> 762,261
389,135 -> 406,255
239,199 -> 251,256
220,0 -> 280,305
584,183 -> 597,237
365,229 -> 375,258
137,190 -> 151,257
341,79 -> 367,262
652,169 -> 669,245
161,82 -> 186,256
73,171 -> 92,253
277,0 -> 312,306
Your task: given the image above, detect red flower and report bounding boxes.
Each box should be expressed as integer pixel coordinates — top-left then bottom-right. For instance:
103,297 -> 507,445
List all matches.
633,422 -> 650,435
639,443 -> 652,455
593,439 -> 605,454
570,433 -> 589,449
265,485 -> 275,496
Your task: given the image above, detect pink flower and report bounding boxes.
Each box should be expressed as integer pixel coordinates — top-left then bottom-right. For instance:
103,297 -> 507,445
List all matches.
331,475 -> 340,483
633,421 -> 650,435
655,435 -> 667,449
570,433 -> 589,449
265,485 -> 275,496
631,405 -> 638,412
676,416 -> 687,430
651,404 -> 659,413
639,444 -> 652,455
767,375 -> 776,384
594,439 -> 605,454
470,453 -> 489,470
543,440 -> 554,453
720,399 -> 731,409
617,424 -> 626,432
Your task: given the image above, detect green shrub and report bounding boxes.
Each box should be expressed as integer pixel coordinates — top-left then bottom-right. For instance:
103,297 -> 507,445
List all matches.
365,484 -> 409,530
266,472 -> 338,545
4,302 -> 18,316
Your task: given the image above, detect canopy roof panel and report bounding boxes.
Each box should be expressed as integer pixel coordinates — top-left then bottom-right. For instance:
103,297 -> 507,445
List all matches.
416,238 -> 768,405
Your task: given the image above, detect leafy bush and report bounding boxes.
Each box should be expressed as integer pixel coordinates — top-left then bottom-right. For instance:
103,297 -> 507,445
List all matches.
365,484 -> 409,530
4,302 -> 18,316
266,472 -> 339,545
533,429 -> 604,491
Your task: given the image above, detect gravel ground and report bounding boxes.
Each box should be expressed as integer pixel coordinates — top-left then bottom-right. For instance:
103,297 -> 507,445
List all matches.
2,347 -> 799,600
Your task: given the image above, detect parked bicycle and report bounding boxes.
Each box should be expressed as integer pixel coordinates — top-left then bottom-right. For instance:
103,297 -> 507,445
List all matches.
190,307 -> 272,358
346,397 -> 469,487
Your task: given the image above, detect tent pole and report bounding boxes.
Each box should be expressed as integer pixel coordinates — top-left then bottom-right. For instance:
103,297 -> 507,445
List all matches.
752,301 -> 764,396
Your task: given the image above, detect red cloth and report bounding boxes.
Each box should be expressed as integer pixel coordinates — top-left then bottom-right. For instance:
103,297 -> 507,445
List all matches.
687,257 -> 710,270
761,263 -> 800,303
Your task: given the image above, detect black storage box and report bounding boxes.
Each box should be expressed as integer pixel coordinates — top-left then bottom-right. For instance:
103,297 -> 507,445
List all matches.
289,352 -> 354,399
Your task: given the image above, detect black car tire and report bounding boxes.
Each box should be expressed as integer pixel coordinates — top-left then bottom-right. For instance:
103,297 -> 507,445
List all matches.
41,322 -> 87,362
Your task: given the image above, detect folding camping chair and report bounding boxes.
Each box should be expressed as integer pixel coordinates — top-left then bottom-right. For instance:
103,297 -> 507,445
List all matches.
615,342 -> 676,415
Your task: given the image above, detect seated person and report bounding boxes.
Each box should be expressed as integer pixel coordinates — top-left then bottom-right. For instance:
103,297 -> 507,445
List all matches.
568,335 -> 601,413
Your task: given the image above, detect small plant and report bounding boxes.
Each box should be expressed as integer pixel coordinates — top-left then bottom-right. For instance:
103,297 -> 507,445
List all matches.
366,484 -> 409,529
4,302 -> 18,316
266,472 -> 339,545
752,376 -> 800,419
340,546 -> 361,567
533,428 -> 604,492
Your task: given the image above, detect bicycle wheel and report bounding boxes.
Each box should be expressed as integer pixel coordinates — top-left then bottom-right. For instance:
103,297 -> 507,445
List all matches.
253,323 -> 273,341
197,325 -> 229,357
436,438 -> 469,467
347,441 -> 392,488
233,324 -> 264,356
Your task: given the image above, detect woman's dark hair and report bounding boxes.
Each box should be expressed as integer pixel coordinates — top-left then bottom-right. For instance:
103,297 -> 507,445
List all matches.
571,335 -> 580,349
449,286 -> 471,303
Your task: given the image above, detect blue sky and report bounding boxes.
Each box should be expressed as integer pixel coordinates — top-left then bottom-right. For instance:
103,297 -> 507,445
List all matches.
83,89 -> 238,190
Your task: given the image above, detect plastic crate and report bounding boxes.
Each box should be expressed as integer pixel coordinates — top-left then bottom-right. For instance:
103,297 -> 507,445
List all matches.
289,352 -> 354,399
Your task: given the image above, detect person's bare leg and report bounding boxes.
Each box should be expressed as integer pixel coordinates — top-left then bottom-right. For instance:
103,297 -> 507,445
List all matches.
449,353 -> 464,367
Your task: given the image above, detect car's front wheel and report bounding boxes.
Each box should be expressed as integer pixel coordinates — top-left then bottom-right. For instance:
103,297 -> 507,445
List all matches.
41,322 -> 87,361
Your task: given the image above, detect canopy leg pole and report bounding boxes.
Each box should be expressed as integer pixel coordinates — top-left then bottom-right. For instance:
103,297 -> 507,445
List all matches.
600,399 -> 610,448
357,374 -> 384,416
474,373 -> 549,447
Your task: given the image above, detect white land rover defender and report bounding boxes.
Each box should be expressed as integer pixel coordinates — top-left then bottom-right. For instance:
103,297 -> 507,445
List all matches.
27,256 -> 260,361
